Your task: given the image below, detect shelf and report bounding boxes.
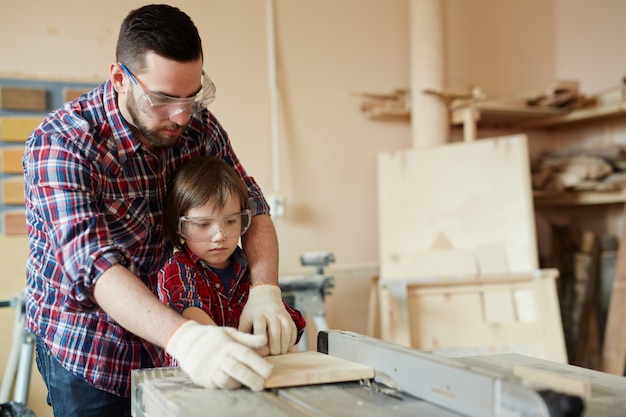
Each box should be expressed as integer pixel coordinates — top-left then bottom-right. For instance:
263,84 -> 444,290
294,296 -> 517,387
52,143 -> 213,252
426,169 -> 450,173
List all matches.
364,107 -> 410,121
361,96 -> 626,140
521,102 -> 626,128
451,101 -> 568,127
450,100 -> 626,141
533,189 -> 626,207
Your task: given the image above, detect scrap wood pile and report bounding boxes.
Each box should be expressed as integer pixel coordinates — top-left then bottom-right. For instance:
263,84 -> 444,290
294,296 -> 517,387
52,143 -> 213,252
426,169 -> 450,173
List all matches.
526,79 -> 595,111
531,145 -> 626,192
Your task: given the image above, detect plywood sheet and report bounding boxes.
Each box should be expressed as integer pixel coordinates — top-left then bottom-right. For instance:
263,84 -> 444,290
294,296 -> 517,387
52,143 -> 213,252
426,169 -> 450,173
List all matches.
377,134 -> 537,278
264,351 -> 374,388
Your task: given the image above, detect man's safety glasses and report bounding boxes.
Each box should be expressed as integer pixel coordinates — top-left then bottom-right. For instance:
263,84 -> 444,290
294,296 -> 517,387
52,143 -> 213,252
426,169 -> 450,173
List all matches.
178,210 -> 251,242
119,63 -> 216,120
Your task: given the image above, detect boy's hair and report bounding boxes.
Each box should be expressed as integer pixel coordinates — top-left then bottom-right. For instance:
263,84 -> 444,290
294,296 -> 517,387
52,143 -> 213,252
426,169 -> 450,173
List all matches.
165,156 -> 250,248
116,4 -> 203,72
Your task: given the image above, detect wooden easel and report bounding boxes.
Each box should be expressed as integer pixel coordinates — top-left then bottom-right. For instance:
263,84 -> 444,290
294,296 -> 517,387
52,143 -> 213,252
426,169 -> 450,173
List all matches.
601,203 -> 626,375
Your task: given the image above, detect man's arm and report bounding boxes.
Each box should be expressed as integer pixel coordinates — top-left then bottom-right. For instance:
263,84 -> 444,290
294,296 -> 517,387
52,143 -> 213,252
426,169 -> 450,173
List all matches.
93,264 -> 185,347
94,264 -> 273,390
241,214 -> 279,286
238,214 -> 297,354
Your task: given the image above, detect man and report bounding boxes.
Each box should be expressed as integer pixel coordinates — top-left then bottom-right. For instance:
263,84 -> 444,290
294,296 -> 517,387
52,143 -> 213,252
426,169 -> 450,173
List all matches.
22,4 -> 297,416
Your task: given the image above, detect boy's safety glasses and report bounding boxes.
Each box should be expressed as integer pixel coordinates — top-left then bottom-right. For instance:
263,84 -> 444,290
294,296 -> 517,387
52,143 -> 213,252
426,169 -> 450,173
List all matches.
178,210 -> 251,242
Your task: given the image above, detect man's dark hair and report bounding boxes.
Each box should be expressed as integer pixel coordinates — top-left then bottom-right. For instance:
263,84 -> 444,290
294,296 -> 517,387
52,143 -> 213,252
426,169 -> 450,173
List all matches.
116,4 -> 203,71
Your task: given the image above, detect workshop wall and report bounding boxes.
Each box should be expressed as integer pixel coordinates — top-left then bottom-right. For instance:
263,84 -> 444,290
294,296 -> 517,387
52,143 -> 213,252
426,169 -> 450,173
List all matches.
1,1 -> 626,415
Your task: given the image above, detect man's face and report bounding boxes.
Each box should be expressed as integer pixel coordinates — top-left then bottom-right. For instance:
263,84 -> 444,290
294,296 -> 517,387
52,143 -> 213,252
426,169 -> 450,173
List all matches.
124,86 -> 187,150
116,52 -> 206,151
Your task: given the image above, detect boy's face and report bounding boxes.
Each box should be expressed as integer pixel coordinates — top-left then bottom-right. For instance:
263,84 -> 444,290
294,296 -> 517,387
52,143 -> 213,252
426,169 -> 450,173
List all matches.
183,195 -> 243,269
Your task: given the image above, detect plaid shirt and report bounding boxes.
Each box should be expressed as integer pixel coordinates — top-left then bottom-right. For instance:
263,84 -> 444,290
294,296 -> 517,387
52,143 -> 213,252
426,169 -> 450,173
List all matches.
22,79 -> 269,397
157,244 -> 306,366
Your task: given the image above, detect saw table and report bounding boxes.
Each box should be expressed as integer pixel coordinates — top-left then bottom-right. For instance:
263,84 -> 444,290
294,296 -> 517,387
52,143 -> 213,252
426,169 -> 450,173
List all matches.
131,331 -> 626,417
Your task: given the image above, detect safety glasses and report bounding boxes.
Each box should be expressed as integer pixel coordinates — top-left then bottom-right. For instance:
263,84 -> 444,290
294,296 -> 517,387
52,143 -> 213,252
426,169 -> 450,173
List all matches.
178,210 -> 251,242
119,63 -> 216,120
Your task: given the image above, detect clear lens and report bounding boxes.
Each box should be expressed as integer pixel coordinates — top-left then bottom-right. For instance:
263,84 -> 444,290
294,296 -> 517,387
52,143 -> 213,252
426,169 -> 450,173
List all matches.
122,62 -> 217,120
178,209 -> 251,242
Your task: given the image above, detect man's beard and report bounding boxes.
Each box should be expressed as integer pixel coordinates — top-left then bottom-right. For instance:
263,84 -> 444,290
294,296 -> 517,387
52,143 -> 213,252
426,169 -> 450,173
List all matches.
126,93 -> 187,149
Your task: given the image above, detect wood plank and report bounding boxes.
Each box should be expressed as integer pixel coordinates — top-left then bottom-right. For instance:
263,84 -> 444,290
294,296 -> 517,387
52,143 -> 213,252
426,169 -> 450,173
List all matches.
0,117 -> 42,142
0,147 -> 25,174
513,365 -> 592,398
63,87 -> 90,102
2,176 -> 25,205
264,351 -> 374,388
2,210 -> 27,235
0,86 -> 47,111
602,203 -> 626,375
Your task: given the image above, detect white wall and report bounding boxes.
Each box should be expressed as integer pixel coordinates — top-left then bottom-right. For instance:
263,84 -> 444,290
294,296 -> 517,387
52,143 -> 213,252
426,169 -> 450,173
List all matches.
2,1 -> 626,415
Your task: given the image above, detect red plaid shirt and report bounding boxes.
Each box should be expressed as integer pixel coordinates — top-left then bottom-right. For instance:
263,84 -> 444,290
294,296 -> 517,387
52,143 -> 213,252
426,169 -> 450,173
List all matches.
157,244 -> 306,366
23,80 -> 269,397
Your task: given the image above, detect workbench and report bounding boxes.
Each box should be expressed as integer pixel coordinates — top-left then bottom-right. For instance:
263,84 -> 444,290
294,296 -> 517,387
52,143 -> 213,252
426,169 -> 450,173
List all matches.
131,331 -> 626,417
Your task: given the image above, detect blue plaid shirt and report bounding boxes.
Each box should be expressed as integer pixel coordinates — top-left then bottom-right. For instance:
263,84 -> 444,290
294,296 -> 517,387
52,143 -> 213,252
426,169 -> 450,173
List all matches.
22,79 -> 269,397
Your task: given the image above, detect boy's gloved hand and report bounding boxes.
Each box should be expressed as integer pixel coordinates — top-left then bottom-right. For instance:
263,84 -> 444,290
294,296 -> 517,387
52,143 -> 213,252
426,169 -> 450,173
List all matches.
166,320 -> 273,391
238,284 -> 297,355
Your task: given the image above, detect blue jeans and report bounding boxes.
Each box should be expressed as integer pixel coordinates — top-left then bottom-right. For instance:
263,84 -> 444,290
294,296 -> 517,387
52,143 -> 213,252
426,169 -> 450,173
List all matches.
35,337 -> 131,417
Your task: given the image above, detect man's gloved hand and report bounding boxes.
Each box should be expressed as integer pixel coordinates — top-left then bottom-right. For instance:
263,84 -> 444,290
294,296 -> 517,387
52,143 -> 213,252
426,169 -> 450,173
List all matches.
238,284 -> 297,355
165,321 -> 273,392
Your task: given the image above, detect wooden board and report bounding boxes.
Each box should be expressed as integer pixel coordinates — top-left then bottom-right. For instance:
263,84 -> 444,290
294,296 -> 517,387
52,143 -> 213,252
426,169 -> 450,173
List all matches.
2,210 -> 26,235
264,351 -> 374,388
2,176 -> 24,205
0,117 -> 42,142
0,147 -> 25,174
377,134 -> 537,278
602,202 -> 626,375
0,86 -> 47,111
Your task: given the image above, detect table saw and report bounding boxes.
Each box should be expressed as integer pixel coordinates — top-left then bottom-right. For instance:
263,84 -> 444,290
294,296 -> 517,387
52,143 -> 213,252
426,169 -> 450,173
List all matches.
131,330 -> 626,417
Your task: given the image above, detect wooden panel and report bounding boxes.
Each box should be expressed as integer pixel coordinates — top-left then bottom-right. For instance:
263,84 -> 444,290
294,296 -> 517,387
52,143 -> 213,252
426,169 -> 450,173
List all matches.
0,86 -> 47,111
377,270 -> 568,363
2,176 -> 24,205
377,134 -> 537,278
0,147 -> 24,174
264,351 -> 374,388
0,117 -> 42,142
2,210 -> 26,235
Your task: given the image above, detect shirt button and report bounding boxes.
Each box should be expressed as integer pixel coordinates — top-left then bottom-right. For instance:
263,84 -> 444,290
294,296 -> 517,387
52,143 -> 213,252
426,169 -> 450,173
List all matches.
125,214 -> 131,219
216,283 -> 221,288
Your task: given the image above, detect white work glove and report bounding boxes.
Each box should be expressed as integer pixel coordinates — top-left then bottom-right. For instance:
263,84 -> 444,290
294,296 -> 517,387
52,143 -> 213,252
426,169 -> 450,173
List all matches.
238,284 -> 297,355
165,321 -> 273,392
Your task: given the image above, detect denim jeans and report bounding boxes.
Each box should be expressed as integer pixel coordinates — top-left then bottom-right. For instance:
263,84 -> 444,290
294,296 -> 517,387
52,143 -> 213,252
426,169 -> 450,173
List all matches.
35,337 -> 131,417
